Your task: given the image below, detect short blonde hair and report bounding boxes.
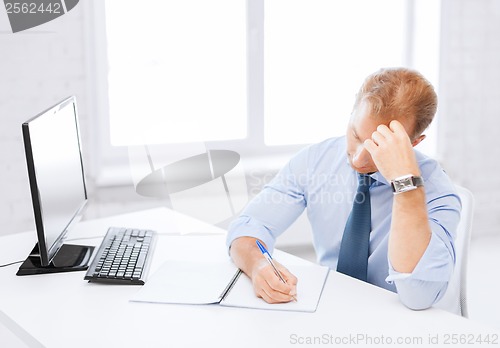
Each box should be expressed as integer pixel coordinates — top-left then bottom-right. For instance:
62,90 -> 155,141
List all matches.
353,67 -> 437,139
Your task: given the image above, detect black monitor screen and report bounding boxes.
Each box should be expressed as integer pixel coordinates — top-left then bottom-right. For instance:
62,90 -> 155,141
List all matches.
22,96 -> 87,266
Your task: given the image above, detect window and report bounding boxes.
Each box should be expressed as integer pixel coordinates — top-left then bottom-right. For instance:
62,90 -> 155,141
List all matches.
264,0 -> 440,152
105,0 -> 247,146
265,0 -> 406,145
93,0 -> 440,178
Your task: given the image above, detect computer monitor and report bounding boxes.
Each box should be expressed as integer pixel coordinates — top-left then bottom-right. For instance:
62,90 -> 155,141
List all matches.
17,96 -> 94,276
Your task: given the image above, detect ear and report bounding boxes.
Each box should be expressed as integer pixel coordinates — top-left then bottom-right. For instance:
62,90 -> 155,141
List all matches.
411,134 -> 426,147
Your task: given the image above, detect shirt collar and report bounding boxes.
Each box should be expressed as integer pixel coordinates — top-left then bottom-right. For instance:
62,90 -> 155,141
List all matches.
369,172 -> 389,186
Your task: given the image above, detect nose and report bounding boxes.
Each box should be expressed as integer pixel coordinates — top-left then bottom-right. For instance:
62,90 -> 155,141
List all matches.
352,145 -> 371,168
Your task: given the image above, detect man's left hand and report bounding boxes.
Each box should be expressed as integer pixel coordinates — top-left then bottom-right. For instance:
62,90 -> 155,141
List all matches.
363,120 -> 420,181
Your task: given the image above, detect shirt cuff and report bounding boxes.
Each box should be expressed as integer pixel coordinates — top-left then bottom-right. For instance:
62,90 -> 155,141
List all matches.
226,215 -> 277,255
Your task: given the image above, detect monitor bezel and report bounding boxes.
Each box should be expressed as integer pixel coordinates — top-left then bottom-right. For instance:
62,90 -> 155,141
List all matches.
22,96 -> 88,267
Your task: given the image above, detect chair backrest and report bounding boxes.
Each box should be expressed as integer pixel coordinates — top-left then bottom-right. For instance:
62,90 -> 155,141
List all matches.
435,184 -> 474,317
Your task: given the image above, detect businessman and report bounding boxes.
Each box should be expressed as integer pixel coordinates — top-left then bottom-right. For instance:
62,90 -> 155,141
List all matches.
226,67 -> 461,310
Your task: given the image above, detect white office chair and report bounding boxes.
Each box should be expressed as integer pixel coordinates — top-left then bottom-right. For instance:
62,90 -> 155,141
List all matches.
435,185 -> 474,317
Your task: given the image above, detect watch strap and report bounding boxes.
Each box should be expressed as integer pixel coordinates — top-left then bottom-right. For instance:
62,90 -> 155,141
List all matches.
412,176 -> 424,187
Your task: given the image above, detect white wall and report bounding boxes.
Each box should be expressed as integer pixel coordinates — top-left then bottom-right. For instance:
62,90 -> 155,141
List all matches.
0,0 -> 499,241
0,5 -> 88,235
0,3 -> 166,238
439,0 -> 500,237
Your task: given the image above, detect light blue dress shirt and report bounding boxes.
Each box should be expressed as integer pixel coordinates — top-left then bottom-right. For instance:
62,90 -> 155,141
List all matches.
227,136 -> 461,309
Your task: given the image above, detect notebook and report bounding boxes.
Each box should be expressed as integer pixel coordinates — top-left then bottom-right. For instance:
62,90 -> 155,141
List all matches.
130,250 -> 329,313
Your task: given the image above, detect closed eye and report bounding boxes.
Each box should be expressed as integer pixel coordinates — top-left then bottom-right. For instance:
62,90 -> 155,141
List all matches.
352,129 -> 360,141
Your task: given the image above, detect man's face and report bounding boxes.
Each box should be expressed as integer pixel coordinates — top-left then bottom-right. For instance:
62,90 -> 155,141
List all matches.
346,102 -> 415,174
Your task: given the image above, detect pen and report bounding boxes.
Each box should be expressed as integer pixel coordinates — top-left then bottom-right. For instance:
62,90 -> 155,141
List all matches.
255,239 -> 297,302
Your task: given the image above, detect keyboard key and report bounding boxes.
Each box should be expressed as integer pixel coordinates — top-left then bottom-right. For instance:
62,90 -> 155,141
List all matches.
84,227 -> 156,285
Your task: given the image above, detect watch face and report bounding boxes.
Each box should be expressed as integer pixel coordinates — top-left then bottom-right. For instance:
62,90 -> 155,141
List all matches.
393,176 -> 414,193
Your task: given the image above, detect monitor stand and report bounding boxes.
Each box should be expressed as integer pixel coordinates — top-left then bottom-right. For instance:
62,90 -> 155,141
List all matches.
16,243 -> 94,276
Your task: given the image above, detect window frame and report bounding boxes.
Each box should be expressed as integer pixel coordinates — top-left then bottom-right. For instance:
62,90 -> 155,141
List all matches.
85,0 -> 438,185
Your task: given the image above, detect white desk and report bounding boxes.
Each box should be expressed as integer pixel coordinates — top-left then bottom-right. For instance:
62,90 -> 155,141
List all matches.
1,208 -> 498,348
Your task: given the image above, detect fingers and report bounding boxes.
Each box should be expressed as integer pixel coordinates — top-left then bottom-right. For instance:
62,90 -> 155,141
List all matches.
370,129 -> 386,146
252,261 -> 297,304
368,120 -> 410,148
363,119 -> 419,181
258,281 -> 293,304
389,119 -> 406,134
278,265 -> 298,286
263,266 -> 297,302
363,138 -> 377,154
376,124 -> 393,138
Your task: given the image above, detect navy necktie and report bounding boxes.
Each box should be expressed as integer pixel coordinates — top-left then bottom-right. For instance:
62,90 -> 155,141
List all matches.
336,174 -> 374,282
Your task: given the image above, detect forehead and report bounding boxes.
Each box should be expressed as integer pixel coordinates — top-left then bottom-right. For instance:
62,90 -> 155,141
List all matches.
350,103 -> 381,137
351,102 -> 415,138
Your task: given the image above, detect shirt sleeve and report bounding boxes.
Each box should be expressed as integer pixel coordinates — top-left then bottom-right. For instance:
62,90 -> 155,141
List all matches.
385,175 -> 462,310
226,148 -> 310,253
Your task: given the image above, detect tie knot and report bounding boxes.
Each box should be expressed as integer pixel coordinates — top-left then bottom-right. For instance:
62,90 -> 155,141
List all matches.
357,174 -> 374,192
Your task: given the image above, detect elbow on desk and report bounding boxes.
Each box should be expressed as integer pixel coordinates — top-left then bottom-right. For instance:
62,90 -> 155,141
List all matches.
400,296 -> 434,311
396,279 -> 448,311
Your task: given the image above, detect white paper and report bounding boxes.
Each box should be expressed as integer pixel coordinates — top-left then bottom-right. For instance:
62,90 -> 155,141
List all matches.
131,251 -> 329,313
131,260 -> 239,305
221,263 -> 329,313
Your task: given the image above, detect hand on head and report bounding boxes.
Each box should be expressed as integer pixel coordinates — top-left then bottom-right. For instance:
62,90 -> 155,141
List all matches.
363,120 -> 423,180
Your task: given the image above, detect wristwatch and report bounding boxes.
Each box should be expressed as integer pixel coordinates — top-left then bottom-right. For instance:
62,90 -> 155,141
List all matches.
390,174 -> 424,194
